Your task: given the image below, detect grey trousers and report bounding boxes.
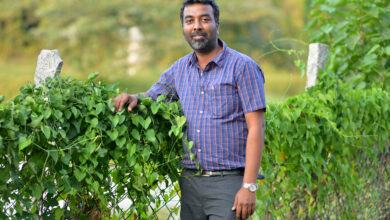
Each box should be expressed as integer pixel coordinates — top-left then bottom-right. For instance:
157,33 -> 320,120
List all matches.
179,169 -> 243,220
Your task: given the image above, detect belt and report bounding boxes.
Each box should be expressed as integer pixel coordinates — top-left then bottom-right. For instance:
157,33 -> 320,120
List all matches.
182,168 -> 244,177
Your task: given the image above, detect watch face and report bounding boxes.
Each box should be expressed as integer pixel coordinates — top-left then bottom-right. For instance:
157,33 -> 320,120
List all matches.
249,184 -> 257,192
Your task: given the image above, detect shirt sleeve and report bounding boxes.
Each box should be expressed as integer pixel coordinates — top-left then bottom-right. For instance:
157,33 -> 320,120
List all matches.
236,59 -> 266,113
146,63 -> 179,102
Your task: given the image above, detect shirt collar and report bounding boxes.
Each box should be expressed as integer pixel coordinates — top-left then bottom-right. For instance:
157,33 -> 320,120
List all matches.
189,38 -> 227,68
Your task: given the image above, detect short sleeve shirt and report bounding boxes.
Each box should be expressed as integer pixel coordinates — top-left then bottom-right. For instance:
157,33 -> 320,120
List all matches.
147,39 -> 266,170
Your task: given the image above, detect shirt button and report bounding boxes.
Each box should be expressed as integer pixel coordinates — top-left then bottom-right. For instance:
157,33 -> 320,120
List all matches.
198,149 -> 201,153
196,129 -> 200,133
200,110 -> 203,114
201,91 -> 204,95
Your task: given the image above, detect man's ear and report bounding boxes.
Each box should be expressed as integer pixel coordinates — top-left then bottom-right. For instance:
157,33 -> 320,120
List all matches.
217,22 -> 220,34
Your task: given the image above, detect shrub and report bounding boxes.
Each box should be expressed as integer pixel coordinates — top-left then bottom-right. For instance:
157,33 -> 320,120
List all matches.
0,74 -> 188,219
257,79 -> 390,218
307,0 -> 390,88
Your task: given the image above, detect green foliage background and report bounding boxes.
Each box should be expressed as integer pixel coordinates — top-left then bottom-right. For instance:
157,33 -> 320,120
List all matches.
0,0 -> 308,102
0,0 -> 389,219
0,0 -> 307,67
307,0 -> 390,88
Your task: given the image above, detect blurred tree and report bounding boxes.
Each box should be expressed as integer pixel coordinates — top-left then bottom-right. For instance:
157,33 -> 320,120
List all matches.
219,0 -> 307,68
0,0 -> 41,57
0,0 -> 307,78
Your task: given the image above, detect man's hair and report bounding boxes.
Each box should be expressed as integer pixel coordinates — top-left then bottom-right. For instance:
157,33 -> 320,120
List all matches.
180,0 -> 220,24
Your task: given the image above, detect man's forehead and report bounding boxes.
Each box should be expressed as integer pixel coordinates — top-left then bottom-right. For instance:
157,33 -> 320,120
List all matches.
183,3 -> 214,17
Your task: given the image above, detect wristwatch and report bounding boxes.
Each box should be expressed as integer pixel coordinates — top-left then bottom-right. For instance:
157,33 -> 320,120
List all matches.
242,183 -> 258,192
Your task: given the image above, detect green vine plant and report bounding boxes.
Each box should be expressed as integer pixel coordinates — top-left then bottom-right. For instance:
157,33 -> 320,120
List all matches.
1,69 -> 389,219
257,77 -> 390,219
0,73 -> 192,219
306,0 -> 390,89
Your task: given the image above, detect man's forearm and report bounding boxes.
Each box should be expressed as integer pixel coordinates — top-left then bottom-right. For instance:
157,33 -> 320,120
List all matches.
243,128 -> 264,183
243,110 -> 265,183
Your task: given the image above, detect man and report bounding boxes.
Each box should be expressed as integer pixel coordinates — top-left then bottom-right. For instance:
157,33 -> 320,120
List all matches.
113,0 -> 266,219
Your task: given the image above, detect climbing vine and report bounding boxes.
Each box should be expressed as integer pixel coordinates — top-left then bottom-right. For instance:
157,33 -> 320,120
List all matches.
0,73 -> 190,219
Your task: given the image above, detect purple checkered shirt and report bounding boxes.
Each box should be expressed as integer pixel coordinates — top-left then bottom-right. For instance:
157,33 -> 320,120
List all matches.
147,39 -> 266,171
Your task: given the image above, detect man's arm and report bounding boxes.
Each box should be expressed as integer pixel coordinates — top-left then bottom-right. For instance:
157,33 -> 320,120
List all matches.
232,109 -> 265,220
113,92 -> 149,112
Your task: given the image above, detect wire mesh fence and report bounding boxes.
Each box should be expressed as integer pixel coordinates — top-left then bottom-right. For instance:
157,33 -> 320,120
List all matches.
107,161 -> 181,220
320,142 -> 390,219
1,144 -> 389,219
251,141 -> 390,219
105,140 -> 390,219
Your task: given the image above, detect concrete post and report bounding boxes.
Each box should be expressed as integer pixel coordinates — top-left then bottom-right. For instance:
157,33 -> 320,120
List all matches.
34,50 -> 63,87
306,43 -> 329,89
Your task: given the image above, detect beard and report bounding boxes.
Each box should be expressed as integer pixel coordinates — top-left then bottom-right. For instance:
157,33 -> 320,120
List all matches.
191,38 -> 209,50
185,31 -> 215,53
189,32 -> 209,50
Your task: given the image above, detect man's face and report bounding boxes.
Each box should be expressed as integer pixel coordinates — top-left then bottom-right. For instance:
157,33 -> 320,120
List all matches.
182,3 -> 219,53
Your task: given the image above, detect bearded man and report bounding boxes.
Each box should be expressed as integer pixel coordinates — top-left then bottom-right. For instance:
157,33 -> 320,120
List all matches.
113,1 -> 266,219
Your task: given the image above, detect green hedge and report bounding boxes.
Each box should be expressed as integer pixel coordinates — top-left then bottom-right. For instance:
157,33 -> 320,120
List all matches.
1,74 -> 389,219
0,74 -> 189,219
307,0 -> 390,88
257,79 -> 390,218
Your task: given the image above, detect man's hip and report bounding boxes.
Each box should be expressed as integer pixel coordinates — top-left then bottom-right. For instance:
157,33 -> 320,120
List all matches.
179,168 -> 244,220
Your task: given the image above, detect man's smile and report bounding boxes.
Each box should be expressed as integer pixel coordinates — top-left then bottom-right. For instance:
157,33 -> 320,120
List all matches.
191,31 -> 207,40
192,35 -> 205,40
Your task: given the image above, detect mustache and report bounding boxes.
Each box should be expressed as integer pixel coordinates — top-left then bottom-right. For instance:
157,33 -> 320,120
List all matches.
190,31 -> 207,38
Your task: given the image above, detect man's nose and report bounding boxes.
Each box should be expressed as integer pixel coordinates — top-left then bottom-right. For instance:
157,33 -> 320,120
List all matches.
193,20 -> 203,30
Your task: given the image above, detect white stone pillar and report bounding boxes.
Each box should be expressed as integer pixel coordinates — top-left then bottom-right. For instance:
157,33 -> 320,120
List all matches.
34,50 -> 63,87
306,43 -> 329,89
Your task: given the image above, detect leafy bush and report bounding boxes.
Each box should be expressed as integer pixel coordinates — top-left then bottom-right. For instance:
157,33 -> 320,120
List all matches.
0,74 -> 189,219
307,0 -> 390,88
257,78 -> 390,218
1,70 -> 389,219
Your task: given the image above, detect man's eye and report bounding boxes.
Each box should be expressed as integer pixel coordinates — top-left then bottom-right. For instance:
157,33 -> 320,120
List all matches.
185,19 -> 193,23
202,18 -> 211,22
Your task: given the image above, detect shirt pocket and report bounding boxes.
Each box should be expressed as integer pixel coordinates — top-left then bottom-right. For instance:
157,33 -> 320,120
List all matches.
207,84 -> 237,118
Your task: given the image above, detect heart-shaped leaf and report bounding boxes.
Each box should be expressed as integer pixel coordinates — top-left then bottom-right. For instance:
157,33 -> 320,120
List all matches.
19,136 -> 32,150
107,130 -> 118,140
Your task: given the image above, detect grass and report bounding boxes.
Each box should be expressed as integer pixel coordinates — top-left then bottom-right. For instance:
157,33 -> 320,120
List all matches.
0,56 -> 306,104
0,58 -> 36,101
261,61 -> 306,103
0,57 -> 84,101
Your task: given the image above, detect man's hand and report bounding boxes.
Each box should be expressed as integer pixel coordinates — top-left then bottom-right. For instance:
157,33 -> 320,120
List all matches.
113,93 -> 138,112
232,187 -> 256,220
